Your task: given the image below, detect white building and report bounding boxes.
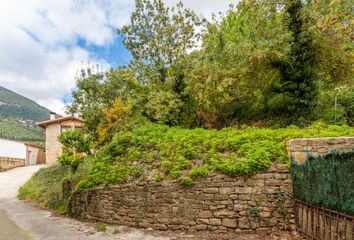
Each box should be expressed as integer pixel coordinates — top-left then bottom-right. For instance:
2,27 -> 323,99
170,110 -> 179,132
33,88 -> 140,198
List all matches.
0,138 -> 26,159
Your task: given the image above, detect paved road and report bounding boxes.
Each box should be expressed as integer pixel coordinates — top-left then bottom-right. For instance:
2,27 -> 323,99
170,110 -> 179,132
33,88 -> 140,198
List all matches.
0,166 -> 268,240
0,166 -> 169,240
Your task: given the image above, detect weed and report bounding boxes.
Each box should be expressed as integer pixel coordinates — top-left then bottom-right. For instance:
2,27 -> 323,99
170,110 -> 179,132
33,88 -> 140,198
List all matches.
96,223 -> 107,232
112,227 -> 120,234
181,177 -> 193,186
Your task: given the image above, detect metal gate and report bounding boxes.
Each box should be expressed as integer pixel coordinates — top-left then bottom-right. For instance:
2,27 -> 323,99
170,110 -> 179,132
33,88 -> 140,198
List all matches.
295,199 -> 354,240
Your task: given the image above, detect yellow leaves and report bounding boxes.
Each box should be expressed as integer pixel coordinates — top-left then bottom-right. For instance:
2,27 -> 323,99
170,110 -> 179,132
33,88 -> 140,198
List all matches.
97,97 -> 132,142
329,0 -> 340,8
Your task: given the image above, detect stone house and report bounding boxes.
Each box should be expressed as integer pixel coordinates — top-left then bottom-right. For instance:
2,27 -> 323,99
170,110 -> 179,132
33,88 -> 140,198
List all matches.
37,112 -> 84,165
25,143 -> 45,165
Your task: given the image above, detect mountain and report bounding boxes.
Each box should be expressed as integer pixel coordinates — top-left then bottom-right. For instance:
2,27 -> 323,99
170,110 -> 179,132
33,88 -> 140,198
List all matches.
0,86 -> 51,142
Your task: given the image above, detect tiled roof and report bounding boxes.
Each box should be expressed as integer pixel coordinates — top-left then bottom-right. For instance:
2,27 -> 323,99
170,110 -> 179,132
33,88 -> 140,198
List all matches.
37,115 -> 83,129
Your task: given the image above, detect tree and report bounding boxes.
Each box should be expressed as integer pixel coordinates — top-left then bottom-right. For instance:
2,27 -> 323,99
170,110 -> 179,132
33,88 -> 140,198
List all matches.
58,129 -> 94,170
266,0 -> 319,124
68,67 -> 140,132
118,0 -> 202,125
186,0 -> 292,127
306,0 -> 353,88
118,0 -> 201,83
97,97 -> 132,142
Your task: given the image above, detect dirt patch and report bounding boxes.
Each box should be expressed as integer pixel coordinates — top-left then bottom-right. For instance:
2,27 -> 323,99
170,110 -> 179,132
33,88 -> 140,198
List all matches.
111,226 -> 304,240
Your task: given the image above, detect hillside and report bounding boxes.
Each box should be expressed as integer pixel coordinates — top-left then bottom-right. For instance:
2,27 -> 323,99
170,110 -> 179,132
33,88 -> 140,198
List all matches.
0,86 -> 50,142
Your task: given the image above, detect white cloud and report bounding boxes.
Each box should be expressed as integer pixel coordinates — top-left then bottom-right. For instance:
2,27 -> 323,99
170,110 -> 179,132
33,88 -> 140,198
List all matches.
165,0 -> 237,20
0,0 -> 133,115
0,0 -> 236,115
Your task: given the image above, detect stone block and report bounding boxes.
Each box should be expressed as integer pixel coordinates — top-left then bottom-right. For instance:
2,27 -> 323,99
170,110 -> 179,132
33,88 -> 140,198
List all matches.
198,211 -> 213,218
233,204 -> 244,211
209,218 -> 222,226
203,188 -> 219,194
196,219 -> 209,225
194,224 -> 207,231
219,187 -> 234,194
238,217 -> 250,229
222,218 -> 237,228
214,209 -> 236,218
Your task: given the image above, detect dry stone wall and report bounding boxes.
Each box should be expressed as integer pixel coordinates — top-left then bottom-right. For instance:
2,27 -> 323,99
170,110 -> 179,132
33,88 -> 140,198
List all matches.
0,156 -> 25,171
287,137 -> 354,163
70,163 -> 294,233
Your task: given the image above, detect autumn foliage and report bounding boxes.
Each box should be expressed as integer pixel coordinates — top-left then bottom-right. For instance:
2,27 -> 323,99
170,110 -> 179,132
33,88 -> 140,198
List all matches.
97,97 -> 132,142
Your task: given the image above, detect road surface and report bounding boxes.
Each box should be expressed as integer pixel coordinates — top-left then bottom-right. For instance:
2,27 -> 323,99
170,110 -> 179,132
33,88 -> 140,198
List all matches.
0,166 -> 275,240
0,166 -> 169,240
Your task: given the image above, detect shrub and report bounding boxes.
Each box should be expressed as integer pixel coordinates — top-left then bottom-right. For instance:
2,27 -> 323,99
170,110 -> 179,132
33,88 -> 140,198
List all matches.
181,177 -> 193,186
76,122 -> 354,190
18,165 -> 72,210
19,121 -> 354,206
190,165 -> 210,178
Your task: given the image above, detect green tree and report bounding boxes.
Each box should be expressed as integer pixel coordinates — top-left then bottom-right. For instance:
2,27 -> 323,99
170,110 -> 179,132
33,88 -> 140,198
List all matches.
266,0 -> 320,124
118,0 -> 201,125
68,67 -> 140,132
58,129 -> 94,170
306,0 -> 353,88
186,0 -> 291,128
118,0 -> 201,83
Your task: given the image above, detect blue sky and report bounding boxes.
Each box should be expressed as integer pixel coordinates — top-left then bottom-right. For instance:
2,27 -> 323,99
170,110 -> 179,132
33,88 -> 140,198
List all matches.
0,0 -> 236,115
77,36 -> 132,68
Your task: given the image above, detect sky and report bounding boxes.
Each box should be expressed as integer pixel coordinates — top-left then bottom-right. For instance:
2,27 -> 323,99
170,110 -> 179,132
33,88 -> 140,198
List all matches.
0,0 -> 238,115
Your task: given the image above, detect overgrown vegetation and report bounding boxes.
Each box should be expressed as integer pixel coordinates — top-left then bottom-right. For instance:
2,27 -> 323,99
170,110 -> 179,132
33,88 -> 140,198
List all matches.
69,0 -> 353,130
18,122 -> 354,210
18,165 -> 72,213
18,0 -> 353,214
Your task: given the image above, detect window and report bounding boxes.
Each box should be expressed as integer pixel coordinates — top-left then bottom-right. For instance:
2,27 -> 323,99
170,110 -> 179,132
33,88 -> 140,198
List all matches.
61,126 -> 71,133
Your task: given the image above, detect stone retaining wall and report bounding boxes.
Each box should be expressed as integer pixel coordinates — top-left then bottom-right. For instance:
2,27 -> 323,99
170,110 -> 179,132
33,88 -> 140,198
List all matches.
287,137 -> 354,163
69,163 -> 294,233
0,156 -> 25,171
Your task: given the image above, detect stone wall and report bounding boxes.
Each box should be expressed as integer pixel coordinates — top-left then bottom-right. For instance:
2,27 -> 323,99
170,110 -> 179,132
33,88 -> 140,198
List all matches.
0,156 -> 25,171
70,163 -> 294,233
287,137 -> 354,163
45,120 -> 84,165
45,123 -> 62,165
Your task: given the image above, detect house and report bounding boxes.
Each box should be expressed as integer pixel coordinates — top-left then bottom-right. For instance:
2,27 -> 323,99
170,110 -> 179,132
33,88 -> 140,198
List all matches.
25,143 -> 45,165
0,138 -> 44,170
37,112 -> 84,165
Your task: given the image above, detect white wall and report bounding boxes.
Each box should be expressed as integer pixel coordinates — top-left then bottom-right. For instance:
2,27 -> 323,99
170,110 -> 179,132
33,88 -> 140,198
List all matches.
0,138 -> 26,158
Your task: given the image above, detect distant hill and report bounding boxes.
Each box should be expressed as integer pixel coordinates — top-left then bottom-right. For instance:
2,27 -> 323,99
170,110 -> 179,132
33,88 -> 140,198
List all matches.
0,86 -> 51,142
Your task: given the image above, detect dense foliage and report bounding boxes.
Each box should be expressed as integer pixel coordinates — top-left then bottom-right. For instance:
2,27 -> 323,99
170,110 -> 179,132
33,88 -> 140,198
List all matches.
19,0 -> 353,214
69,0 -> 353,130
18,122 -> 354,209
57,130 -> 94,169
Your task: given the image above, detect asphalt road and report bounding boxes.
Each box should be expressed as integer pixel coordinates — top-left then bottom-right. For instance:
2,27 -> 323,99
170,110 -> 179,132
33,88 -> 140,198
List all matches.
0,166 -> 170,240
0,166 -> 272,240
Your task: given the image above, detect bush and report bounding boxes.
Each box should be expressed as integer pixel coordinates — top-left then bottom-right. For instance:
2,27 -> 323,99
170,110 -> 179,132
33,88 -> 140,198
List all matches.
76,122 -> 354,190
19,121 -> 354,210
18,165 -> 72,211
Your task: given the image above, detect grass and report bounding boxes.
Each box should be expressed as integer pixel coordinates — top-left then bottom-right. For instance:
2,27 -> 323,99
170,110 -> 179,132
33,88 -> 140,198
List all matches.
95,223 -> 107,232
18,165 -> 72,212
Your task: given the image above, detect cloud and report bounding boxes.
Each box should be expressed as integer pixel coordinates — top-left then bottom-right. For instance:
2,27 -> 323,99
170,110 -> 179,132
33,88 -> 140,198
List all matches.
0,0 -> 133,115
165,0 -> 237,20
0,0 -> 236,115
